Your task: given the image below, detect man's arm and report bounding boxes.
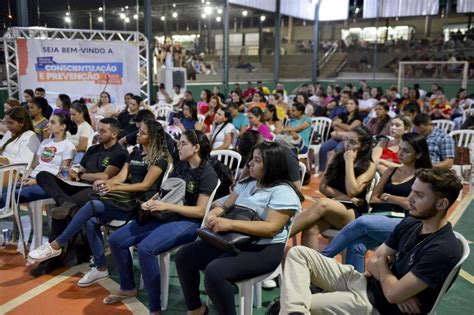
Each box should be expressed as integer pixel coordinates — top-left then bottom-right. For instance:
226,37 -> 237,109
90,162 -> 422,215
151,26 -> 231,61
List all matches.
366,243 -> 397,280
80,165 -> 122,182
433,158 -> 453,169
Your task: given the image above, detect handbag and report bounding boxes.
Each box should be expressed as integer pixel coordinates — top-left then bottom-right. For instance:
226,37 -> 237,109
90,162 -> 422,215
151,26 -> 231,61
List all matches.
196,204 -> 262,255
136,177 -> 186,225
454,146 -> 470,165
90,190 -> 140,213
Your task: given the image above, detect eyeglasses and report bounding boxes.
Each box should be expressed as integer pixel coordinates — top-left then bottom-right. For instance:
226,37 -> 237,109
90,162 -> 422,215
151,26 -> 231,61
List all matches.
344,138 -> 359,146
177,141 -> 191,148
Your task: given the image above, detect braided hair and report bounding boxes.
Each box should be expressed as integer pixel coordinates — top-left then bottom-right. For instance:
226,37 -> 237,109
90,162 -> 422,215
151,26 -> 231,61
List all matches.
144,120 -> 173,169
182,129 -> 212,204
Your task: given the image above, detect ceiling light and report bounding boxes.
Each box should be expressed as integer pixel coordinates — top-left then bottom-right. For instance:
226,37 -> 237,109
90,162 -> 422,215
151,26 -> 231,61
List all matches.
242,10 -> 248,17
172,12 -> 178,18
216,16 -> 221,22
201,13 -> 207,19
260,15 -> 266,21
120,13 -> 126,19
125,17 -> 130,23
173,3 -> 176,7
64,16 -> 71,23
66,12 -> 70,16
98,16 -> 104,22
161,15 -> 166,21
204,6 -> 212,15
133,14 -> 138,19
125,6 -> 129,9
217,8 -> 223,15
98,7 -> 103,11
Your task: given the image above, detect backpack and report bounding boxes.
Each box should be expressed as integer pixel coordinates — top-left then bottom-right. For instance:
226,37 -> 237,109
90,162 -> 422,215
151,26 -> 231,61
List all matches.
60,228 -> 92,267
136,177 -> 186,224
208,156 -> 234,199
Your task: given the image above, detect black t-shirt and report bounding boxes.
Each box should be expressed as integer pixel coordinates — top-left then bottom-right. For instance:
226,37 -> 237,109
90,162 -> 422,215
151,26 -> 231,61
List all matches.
128,147 -> 168,200
80,142 -> 129,183
281,144 -> 301,183
118,111 -> 138,134
367,217 -> 462,314
171,160 -> 218,206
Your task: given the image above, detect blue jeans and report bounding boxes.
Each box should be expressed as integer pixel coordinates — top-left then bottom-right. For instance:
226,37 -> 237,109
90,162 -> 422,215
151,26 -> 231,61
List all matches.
321,215 -> 401,272
1,184 -> 49,208
55,200 -> 130,268
318,139 -> 344,172
108,218 -> 200,312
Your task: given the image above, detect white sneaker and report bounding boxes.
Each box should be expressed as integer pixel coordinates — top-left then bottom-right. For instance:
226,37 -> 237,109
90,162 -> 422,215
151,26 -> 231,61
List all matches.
262,279 -> 277,289
28,243 -> 62,262
78,267 -> 109,287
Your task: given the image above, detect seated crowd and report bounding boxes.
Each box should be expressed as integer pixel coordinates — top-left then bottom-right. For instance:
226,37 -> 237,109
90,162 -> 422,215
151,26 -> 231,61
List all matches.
0,80 -> 470,315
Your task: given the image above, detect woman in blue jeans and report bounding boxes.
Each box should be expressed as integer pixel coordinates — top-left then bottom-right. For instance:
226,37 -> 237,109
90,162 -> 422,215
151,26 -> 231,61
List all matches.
104,130 -> 218,314
1,113 -> 75,208
321,132 -> 432,271
319,97 -> 363,172
28,120 -> 171,286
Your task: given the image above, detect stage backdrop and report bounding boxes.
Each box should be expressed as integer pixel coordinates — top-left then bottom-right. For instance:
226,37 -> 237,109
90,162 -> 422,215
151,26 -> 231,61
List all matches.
17,38 -> 140,105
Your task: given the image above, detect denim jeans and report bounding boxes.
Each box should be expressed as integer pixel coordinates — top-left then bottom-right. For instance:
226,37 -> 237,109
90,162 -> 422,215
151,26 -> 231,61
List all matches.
321,215 -> 401,272
108,218 -> 200,312
1,184 -> 49,208
55,200 -> 130,268
319,139 -> 343,172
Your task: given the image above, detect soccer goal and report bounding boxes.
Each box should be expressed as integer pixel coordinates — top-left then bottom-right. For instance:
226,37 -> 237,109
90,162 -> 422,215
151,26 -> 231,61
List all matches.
397,61 -> 469,92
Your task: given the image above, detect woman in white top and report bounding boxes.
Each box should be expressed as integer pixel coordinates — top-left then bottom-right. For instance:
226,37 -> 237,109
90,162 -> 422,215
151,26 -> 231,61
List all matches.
90,92 -> 116,128
67,102 -> 94,162
209,108 -> 234,150
0,107 -> 40,171
0,113 -> 76,208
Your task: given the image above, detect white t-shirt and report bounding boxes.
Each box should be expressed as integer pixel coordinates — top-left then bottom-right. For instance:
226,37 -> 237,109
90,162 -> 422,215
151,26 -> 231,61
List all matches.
0,130 -> 40,168
359,98 -> 377,111
30,139 -> 76,178
67,121 -> 94,147
211,123 -> 235,149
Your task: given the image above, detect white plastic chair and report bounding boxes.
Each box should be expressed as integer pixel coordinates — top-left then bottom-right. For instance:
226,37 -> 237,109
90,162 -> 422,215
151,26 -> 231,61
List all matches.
462,108 -> 474,123
0,163 -> 29,257
428,231 -> 470,314
298,161 -> 306,188
153,104 -> 174,122
210,150 -> 242,183
198,114 -> 206,124
432,119 -> 455,134
154,179 -> 220,310
450,129 -> 474,148
298,124 -> 317,174
309,117 -> 332,172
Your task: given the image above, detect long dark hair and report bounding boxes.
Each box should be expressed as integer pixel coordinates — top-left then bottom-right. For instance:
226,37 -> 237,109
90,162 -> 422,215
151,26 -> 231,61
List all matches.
400,133 -> 432,169
69,101 -> 92,135
266,104 -> 280,122
183,101 -> 198,121
58,94 -> 71,110
325,125 -> 373,188
181,130 -> 212,204
249,141 -> 304,202
144,120 -> 172,168
51,112 -> 72,140
375,101 -> 391,134
248,107 -> 265,123
1,107 -> 34,152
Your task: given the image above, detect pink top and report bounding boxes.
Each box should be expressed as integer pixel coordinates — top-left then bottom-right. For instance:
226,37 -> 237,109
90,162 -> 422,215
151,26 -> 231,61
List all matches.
248,123 -> 273,140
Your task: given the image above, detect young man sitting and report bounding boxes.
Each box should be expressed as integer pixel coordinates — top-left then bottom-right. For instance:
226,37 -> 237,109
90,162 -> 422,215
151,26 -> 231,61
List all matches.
280,167 -> 463,314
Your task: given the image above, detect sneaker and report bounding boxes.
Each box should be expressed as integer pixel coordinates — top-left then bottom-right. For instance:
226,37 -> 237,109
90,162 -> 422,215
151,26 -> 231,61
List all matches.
262,279 -> 277,290
51,201 -> 78,220
77,267 -> 109,287
28,243 -> 62,262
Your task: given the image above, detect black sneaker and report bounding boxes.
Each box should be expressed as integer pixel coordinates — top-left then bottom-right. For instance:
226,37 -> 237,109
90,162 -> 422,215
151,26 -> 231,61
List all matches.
266,297 -> 280,315
29,257 -> 63,277
51,201 -> 79,220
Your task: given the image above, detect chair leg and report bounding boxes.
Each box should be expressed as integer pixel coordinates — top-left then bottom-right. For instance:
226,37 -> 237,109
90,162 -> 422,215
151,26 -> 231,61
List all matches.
159,252 -> 171,310
239,282 -> 254,315
13,202 -> 28,258
29,201 -> 44,250
254,282 -> 262,308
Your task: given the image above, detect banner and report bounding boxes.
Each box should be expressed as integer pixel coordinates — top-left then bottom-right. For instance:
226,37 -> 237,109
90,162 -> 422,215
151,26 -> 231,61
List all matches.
17,38 -> 140,106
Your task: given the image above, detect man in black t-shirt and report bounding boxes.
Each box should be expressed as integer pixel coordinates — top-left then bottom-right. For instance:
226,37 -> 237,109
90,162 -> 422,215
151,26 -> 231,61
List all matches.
31,118 -> 128,277
280,168 -> 463,314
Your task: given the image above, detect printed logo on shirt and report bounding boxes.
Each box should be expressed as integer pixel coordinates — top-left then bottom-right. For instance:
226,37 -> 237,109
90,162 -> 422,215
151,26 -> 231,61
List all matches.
40,146 -> 57,163
130,159 -> 146,167
186,180 -> 197,194
101,156 -> 111,168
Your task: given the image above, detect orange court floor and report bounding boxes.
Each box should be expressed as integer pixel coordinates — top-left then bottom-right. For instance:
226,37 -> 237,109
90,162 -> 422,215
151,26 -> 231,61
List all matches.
0,176 -> 472,315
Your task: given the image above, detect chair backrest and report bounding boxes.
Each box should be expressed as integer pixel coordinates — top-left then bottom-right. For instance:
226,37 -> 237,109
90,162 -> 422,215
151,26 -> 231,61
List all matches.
449,130 -> 474,148
200,178 -> 221,228
197,114 -> 206,124
431,119 -> 455,134
311,117 -> 332,143
153,104 -> 173,121
463,109 -> 474,123
298,161 -> 306,188
428,231 -> 470,314
0,163 -> 28,211
366,172 -> 381,204
210,150 -> 242,182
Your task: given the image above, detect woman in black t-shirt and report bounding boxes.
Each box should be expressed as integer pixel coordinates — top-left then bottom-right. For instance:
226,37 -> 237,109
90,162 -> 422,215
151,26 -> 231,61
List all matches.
117,95 -> 141,139
104,130 -> 218,313
27,120 -> 171,287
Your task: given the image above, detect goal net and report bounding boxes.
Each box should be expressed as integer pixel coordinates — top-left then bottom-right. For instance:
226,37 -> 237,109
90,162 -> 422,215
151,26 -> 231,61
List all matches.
397,61 -> 469,92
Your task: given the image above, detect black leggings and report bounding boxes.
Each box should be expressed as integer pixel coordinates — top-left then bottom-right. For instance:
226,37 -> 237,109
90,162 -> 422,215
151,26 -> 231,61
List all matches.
175,240 -> 285,315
